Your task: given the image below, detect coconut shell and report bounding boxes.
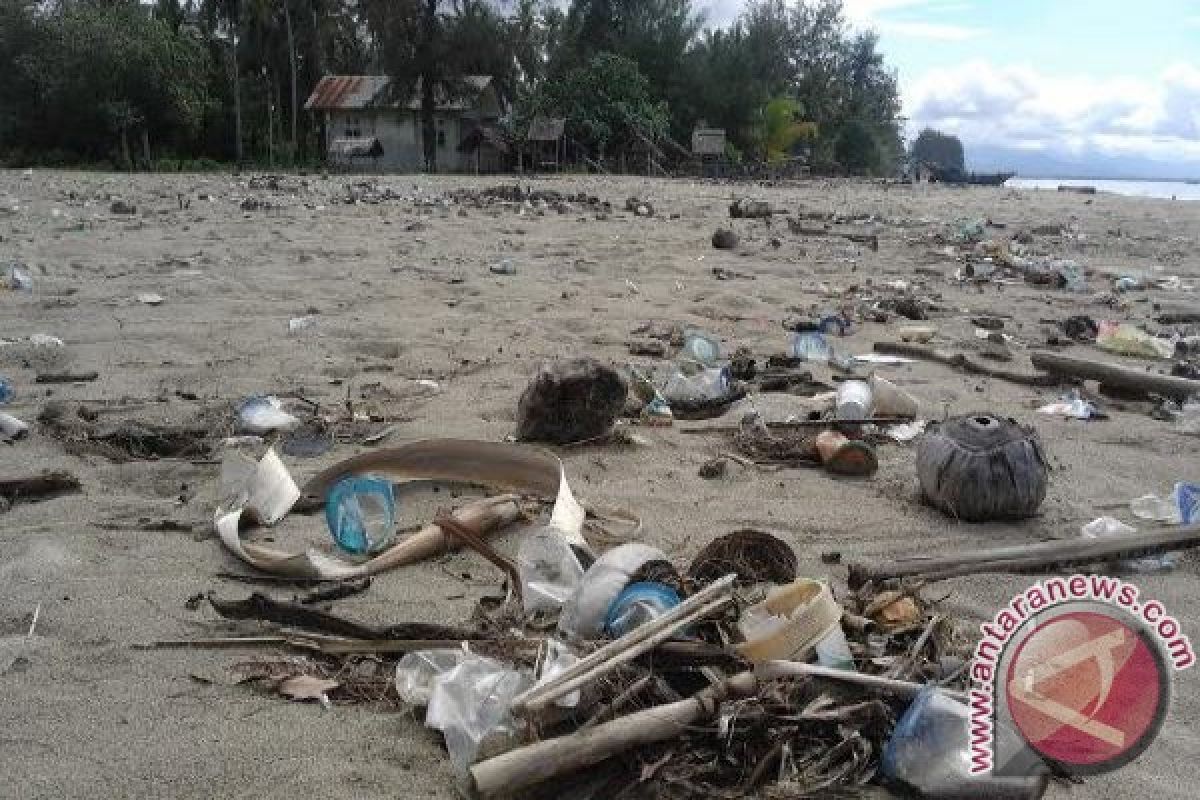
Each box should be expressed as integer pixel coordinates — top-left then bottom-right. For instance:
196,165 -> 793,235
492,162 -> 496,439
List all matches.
916,413 -> 1048,522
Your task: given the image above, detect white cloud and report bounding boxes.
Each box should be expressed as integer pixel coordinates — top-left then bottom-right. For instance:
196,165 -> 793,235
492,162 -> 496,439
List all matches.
842,0 -> 982,38
904,60 -> 1200,167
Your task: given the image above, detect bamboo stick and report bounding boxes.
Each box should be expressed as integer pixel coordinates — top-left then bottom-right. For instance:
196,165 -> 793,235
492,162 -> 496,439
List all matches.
511,575 -> 736,715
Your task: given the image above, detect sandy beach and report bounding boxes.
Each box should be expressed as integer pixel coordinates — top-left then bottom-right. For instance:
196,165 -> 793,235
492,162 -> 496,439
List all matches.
1,169 -> 1198,799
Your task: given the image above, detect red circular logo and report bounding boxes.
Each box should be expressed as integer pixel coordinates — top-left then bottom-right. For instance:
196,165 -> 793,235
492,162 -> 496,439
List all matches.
1003,608 -> 1169,774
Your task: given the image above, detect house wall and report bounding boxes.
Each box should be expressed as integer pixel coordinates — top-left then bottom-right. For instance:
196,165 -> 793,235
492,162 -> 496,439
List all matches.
326,110 -> 470,171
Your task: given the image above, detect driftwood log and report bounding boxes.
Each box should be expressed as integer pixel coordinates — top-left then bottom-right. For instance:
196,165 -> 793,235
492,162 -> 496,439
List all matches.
916,414 -> 1047,522
875,342 -> 1058,387
0,471 -> 82,505
1030,351 -> 1200,400
847,524 -> 1200,585
472,672 -> 760,797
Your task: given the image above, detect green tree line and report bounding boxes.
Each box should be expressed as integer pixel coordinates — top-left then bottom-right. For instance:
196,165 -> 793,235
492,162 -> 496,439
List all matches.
0,0 -> 904,174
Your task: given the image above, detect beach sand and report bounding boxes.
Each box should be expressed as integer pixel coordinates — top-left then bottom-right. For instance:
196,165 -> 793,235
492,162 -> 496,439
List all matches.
1,169 -> 1197,798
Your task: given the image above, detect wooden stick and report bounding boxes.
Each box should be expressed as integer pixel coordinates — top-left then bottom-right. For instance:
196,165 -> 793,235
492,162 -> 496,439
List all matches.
471,671 -> 760,797
755,661 -> 964,702
35,371 -> 99,383
511,574 -> 736,715
875,341 -> 1058,387
681,417 -> 912,434
847,524 -> 1200,586
0,471 -> 81,502
1030,351 -> 1200,399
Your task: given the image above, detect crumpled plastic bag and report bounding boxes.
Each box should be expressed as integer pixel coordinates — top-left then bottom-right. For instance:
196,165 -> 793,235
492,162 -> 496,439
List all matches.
1037,389 -> 1099,419
395,649 -> 465,706
517,527 -> 584,615
1095,321 -> 1175,360
534,638 -> 580,708
425,654 -> 532,782
237,395 -> 301,434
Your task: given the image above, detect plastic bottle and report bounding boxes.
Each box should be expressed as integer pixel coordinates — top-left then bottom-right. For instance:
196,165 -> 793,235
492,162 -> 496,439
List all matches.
882,688 -> 1048,799
325,475 -> 397,555
813,624 -> 855,670
0,377 -> 12,405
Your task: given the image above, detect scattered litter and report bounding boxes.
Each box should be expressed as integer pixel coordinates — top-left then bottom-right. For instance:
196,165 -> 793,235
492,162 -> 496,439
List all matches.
1082,516 -> 1178,573
1096,321 -> 1175,360
852,353 -> 916,365
0,412 -> 30,442
6,263 -> 32,291
236,395 -> 301,434
287,315 -> 317,334
325,475 -> 397,556
1037,389 -> 1101,419
1131,482 -> 1199,526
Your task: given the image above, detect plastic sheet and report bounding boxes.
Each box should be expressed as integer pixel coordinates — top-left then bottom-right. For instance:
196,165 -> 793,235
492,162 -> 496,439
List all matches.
518,527 -> 584,615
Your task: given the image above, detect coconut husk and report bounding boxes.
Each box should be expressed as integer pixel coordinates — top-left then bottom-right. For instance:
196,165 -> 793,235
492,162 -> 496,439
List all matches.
688,529 -> 799,586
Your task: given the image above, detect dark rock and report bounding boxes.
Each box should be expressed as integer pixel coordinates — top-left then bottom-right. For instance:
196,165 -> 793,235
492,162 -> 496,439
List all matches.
972,316 -> 1005,331
516,358 -> 628,444
110,200 -> 136,215
1062,315 -> 1099,342
712,228 -> 739,249
627,339 -> 668,358
698,457 -> 728,479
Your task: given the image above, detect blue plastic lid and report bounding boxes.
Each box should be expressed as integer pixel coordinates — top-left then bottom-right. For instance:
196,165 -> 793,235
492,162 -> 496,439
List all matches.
604,582 -> 681,636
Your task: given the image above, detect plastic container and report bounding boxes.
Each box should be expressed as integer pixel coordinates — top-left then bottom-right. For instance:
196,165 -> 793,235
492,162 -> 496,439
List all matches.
662,365 -> 732,408
789,331 -> 833,362
0,377 -> 12,405
882,687 -> 1048,799
559,543 -> 668,639
325,475 -> 397,556
736,579 -> 844,664
868,374 -> 918,418
835,380 -> 873,420
680,330 -> 721,366
605,582 -> 681,637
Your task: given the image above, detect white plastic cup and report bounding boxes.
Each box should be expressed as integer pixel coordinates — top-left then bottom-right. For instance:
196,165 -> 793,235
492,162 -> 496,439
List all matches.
836,380 -> 873,420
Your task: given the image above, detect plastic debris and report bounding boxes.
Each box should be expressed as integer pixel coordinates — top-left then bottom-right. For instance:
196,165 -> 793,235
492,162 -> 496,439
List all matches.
0,412 -> 30,441
287,315 -> 317,334
1037,389 -> 1100,419
605,582 -> 681,637
680,330 -> 721,367
1130,482 -> 1200,526
517,527 -> 585,615
136,293 -> 164,306
1096,321 -> 1175,360
425,653 -> 532,783
1081,516 -> 1178,573
325,475 -> 397,556
395,649 -> 465,706
6,263 -> 32,291
0,377 -> 12,404
236,395 -> 301,434
789,331 -> 833,362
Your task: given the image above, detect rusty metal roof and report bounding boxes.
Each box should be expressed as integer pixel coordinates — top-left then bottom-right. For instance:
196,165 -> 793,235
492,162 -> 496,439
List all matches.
305,75 -> 494,112
304,76 -> 390,111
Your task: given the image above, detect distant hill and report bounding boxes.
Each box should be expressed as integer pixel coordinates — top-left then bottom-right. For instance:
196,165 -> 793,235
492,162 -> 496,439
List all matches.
966,143 -> 1200,182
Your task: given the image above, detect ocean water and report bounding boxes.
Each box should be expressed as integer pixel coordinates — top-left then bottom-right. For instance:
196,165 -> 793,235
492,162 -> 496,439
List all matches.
1005,178 -> 1200,201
